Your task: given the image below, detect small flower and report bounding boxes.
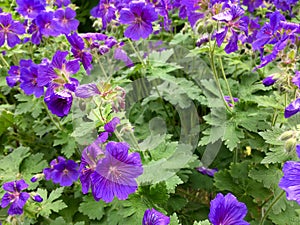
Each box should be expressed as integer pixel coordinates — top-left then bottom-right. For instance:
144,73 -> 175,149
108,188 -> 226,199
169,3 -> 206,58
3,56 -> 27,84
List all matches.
54,7 -> 79,35
197,166 -> 218,177
44,156 -> 79,186
119,1 -> 158,41
142,208 -> 170,225
36,11 -> 61,37
0,180 -> 30,215
279,160 -> 300,205
54,0 -> 71,8
284,98 -> 300,118
209,193 -> 249,225
16,0 -> 46,19
262,75 -> 277,87
91,141 -> 143,202
90,0 -> 116,29
0,13 -> 25,48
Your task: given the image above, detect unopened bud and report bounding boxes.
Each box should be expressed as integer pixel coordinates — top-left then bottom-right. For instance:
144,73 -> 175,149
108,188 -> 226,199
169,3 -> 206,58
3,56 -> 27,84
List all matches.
279,130 -> 295,141
285,138 -> 297,153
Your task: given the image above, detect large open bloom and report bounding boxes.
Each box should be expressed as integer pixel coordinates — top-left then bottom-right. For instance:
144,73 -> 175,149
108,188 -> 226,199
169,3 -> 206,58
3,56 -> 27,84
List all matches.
1,180 -> 30,215
142,208 -> 170,225
91,141 -> 143,202
119,1 -> 158,40
209,193 -> 249,225
279,145 -> 300,205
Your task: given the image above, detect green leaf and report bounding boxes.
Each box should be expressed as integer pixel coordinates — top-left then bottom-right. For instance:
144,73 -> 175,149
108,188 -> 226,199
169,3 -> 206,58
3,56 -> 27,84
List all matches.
193,220 -> 212,225
169,213 -> 182,225
78,195 -> 106,220
20,153 -> 48,190
148,49 -> 174,63
0,109 -> 13,136
249,166 -> 283,190
37,187 -> 67,217
269,201 -> 300,225
223,122 -> 244,151
0,146 -> 30,181
14,94 -> 43,118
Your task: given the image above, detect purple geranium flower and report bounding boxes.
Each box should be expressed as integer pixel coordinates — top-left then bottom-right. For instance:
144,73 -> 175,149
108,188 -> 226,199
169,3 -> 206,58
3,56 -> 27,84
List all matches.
292,71 -> 300,89
119,1 -> 158,41
279,161 -> 300,204
197,166 -> 218,177
284,98 -> 300,118
54,7 -> 79,35
0,13 -> 25,48
212,4 -> 247,53
90,0 -> 116,29
44,156 -> 79,186
6,65 -> 20,87
262,75 -> 277,86
20,62 -> 44,98
0,180 -> 30,215
252,11 -> 284,51
209,193 -> 249,225
28,19 -> 43,45
36,11 -> 61,37
75,83 -> 101,98
16,0 -> 46,19
66,32 -> 93,74
44,83 -> 76,117
91,141 -> 143,202
38,50 -> 80,87
79,135 -> 106,194
142,208 -> 170,225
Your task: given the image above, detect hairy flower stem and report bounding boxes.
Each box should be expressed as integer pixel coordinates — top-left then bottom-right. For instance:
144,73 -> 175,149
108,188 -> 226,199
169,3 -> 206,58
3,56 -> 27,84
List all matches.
43,101 -> 63,131
219,57 -> 235,107
208,38 -> 232,112
259,190 -> 285,225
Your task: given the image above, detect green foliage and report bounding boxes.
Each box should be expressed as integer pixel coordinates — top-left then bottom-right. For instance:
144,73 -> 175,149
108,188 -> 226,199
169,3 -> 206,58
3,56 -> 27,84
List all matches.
78,195 -> 106,220
37,188 -> 67,217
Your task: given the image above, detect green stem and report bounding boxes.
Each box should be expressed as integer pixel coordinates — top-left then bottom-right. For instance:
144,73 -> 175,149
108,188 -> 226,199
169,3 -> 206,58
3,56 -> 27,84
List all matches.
0,53 -> 9,68
98,59 -> 108,78
219,57 -> 235,107
208,38 -> 232,112
128,39 -> 146,68
259,191 -> 285,225
43,102 -> 63,131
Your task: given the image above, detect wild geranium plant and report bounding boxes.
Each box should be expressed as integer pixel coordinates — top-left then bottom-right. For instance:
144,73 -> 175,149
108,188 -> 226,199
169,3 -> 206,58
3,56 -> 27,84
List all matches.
1,0 -> 300,224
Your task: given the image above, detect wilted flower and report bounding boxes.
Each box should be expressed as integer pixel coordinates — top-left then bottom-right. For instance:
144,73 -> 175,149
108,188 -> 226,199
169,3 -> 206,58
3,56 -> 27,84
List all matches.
119,1 -> 158,40
91,141 -> 143,202
142,208 -> 170,225
0,180 -> 30,215
209,193 -> 249,225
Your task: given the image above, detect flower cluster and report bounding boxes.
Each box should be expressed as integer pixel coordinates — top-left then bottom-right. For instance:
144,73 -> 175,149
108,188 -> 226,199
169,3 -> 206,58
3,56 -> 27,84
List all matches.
1,180 -> 43,216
